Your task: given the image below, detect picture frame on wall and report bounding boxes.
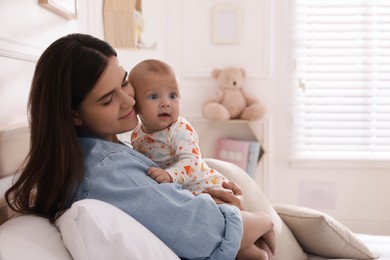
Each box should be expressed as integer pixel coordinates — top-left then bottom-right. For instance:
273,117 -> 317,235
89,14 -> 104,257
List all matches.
38,0 -> 77,19
211,4 -> 242,44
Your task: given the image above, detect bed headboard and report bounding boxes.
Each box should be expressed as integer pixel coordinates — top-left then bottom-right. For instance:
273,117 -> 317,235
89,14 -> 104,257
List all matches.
0,123 -> 30,225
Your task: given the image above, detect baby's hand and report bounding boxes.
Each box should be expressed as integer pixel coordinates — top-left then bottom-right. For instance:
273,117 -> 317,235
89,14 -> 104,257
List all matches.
147,167 -> 173,183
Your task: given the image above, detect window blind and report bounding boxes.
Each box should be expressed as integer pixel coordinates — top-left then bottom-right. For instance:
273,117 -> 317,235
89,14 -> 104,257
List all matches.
292,0 -> 390,159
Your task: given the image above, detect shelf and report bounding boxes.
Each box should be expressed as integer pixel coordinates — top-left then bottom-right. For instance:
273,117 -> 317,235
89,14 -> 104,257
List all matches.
103,0 -> 143,49
188,117 -> 269,194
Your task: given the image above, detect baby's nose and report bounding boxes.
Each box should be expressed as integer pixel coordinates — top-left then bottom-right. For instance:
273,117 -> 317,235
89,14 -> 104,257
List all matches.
161,99 -> 170,107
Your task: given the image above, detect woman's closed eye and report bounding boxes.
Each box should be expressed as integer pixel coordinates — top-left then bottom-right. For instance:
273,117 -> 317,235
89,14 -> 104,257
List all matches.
102,95 -> 113,106
98,79 -> 127,106
122,80 -> 129,88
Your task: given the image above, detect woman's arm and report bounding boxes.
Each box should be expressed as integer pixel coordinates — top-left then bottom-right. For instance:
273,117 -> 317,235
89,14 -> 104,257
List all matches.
204,181 -> 276,256
77,138 -> 243,260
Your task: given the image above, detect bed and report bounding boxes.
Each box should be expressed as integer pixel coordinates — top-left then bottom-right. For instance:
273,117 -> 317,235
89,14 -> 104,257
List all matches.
1,124 -> 389,260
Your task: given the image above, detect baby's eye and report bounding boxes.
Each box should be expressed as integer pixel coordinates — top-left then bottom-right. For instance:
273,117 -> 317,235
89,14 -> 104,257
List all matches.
149,94 -> 158,100
169,92 -> 178,99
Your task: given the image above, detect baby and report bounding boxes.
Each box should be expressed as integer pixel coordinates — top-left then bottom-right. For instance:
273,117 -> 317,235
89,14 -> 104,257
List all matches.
129,59 -> 275,259
129,59 -> 230,195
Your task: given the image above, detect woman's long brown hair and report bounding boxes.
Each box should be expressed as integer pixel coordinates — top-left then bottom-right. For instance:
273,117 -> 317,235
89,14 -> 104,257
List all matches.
5,34 -> 117,223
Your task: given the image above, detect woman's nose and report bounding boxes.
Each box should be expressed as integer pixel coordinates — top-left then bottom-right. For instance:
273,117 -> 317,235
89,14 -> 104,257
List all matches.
120,88 -> 135,108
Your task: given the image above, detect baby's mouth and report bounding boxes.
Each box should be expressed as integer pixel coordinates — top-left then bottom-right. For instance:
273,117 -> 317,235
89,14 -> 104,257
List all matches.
158,113 -> 170,117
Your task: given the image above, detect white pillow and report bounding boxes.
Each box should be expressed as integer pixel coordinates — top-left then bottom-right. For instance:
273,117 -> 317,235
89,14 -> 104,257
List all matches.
274,204 -> 376,259
56,199 -> 180,260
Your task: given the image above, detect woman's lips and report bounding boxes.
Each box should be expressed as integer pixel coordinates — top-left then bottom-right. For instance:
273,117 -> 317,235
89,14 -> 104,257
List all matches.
120,109 -> 134,119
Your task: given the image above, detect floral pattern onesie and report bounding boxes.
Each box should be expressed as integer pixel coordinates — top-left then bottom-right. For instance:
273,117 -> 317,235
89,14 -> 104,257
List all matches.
131,116 -> 229,195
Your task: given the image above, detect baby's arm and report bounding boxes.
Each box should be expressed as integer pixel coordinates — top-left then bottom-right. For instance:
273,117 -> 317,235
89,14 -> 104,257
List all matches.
148,167 -> 173,183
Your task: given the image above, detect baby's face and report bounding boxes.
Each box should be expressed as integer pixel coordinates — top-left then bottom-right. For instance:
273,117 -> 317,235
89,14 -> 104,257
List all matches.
134,73 -> 181,134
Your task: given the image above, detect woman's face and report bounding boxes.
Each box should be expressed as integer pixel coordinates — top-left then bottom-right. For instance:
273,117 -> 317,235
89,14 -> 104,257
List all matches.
73,56 -> 138,142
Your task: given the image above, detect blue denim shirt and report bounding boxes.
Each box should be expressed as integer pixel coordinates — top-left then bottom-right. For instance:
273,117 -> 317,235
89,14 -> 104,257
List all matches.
72,136 -> 243,259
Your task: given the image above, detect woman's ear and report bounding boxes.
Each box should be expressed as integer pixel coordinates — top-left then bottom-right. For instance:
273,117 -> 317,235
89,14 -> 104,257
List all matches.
72,111 -> 82,126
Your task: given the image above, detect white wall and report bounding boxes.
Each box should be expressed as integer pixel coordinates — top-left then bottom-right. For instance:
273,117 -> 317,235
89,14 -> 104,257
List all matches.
0,0 -> 166,126
163,0 -> 273,119
165,0 -> 390,236
0,0 -> 79,126
81,0 -> 167,78
1,0 -> 389,235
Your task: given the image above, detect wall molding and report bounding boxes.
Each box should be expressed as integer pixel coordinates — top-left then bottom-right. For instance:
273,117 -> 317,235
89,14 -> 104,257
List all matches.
180,0 -> 273,79
0,37 -> 42,62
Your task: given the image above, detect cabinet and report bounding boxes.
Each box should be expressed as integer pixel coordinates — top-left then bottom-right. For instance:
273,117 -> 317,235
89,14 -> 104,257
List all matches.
188,117 -> 269,194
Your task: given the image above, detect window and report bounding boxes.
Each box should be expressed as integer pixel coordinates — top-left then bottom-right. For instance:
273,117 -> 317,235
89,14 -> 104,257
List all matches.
292,0 -> 390,161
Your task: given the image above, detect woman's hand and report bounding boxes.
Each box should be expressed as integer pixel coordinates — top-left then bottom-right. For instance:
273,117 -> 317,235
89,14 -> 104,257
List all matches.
261,228 -> 276,256
203,181 -> 247,211
148,167 -> 173,183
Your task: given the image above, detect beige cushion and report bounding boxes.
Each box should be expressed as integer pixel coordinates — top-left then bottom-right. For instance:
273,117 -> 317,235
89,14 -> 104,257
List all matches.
274,204 -> 376,259
204,158 -> 308,260
0,123 -> 29,178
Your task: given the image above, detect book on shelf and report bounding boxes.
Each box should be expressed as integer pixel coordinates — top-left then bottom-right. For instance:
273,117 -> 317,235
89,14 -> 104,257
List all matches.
246,141 -> 261,178
215,138 -> 261,179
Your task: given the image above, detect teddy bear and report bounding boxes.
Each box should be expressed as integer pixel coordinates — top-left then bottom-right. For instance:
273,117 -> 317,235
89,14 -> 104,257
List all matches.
202,67 -> 266,121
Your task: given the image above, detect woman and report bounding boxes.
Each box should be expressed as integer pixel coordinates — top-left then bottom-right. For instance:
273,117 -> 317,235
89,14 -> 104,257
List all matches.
6,34 -> 274,259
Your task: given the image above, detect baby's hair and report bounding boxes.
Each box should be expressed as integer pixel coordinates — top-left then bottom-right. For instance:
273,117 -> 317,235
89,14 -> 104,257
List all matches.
135,59 -> 172,74
129,59 -> 175,84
